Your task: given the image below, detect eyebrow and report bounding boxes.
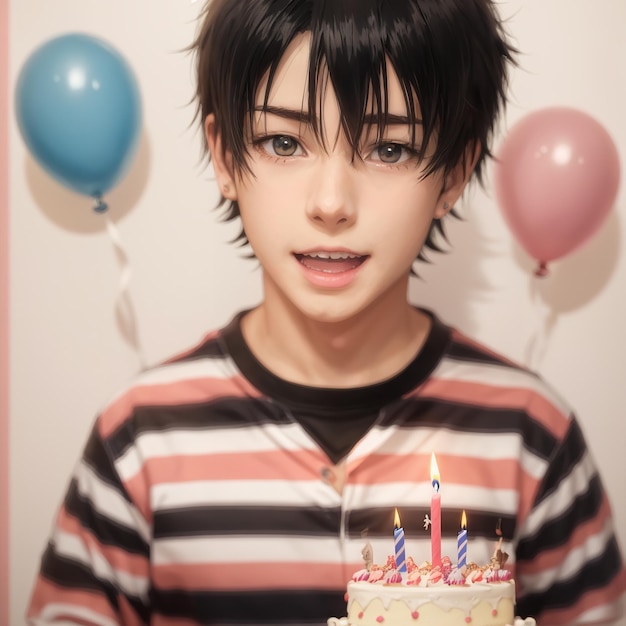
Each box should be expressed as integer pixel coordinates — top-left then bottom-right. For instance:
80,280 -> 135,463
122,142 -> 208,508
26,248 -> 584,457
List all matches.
253,105 -> 421,126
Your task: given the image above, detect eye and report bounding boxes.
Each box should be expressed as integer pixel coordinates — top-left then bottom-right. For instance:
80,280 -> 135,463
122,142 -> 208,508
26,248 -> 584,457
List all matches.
261,135 -> 304,158
368,143 -> 414,164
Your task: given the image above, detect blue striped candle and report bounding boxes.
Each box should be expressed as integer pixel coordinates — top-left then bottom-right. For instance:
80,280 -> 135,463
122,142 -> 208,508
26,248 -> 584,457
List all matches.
457,510 -> 468,569
393,508 -> 407,574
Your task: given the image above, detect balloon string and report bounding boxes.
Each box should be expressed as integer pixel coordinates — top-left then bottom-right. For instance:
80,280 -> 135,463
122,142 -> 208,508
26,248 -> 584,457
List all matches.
524,278 -> 555,372
103,213 -> 148,372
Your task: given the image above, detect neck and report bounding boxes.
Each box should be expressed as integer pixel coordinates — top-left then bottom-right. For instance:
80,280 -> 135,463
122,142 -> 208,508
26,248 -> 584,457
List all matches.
241,282 -> 432,388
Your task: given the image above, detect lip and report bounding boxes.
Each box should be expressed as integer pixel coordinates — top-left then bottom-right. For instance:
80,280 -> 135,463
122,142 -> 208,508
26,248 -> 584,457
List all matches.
293,249 -> 369,289
295,247 -> 367,257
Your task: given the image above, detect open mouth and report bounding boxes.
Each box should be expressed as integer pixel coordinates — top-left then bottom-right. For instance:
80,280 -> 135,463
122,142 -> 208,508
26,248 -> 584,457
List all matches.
294,251 -> 368,274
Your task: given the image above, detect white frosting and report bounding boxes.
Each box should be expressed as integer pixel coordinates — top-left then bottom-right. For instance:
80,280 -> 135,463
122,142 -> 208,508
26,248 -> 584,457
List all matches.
346,579 -> 516,626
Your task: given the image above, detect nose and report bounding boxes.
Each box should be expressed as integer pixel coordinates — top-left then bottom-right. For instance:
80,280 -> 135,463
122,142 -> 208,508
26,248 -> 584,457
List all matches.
306,155 -> 357,230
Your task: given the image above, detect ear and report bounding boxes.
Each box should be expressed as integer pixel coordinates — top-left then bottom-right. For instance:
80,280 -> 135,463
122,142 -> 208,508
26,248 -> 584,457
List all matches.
204,114 -> 238,201
435,143 -> 481,218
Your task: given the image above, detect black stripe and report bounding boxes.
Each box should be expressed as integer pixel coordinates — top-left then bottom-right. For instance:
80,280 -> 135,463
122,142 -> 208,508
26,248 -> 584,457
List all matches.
347,506 -> 516,541
516,536 -> 623,619
106,397 -> 292,459
533,418 -> 587,503
40,549 -> 150,623
82,427 -> 133,501
154,506 -> 342,539
153,503 -> 516,543
152,588 -> 346,624
517,473 -> 604,560
64,478 -> 150,556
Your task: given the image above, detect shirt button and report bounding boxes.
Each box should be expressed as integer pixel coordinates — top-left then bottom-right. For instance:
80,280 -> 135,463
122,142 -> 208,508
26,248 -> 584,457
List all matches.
320,467 -> 335,483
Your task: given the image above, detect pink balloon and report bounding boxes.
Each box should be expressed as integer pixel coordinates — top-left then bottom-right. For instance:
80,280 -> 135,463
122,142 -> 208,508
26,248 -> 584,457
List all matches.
494,107 -> 620,275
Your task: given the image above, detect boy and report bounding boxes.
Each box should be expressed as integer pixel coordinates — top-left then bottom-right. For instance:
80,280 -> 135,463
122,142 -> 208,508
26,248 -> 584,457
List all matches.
27,0 -> 626,624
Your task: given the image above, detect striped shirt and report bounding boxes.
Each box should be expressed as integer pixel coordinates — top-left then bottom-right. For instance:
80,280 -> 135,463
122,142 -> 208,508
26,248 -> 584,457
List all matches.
27,310 -> 626,625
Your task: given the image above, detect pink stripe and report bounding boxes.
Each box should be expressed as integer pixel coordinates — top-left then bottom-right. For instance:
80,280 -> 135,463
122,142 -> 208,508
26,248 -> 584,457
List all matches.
0,0 -> 10,622
152,560 -> 354,590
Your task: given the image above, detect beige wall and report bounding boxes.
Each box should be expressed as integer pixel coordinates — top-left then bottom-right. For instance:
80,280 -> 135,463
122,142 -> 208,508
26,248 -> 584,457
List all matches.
8,1 -> 626,624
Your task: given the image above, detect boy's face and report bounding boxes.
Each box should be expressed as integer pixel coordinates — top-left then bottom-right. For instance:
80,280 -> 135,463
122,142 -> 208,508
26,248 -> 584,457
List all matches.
209,34 -> 469,326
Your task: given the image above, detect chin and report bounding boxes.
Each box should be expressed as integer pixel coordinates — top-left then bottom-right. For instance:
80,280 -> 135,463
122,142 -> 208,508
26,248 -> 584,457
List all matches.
295,301 -> 372,326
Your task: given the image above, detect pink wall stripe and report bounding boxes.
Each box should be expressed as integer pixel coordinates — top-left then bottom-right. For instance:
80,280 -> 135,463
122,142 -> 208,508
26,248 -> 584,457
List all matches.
0,0 -> 9,621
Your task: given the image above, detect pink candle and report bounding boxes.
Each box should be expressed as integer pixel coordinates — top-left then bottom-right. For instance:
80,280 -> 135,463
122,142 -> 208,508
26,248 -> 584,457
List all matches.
430,452 -> 442,568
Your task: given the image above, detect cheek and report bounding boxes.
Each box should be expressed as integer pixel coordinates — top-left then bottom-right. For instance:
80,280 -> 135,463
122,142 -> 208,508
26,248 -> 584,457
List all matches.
370,202 -> 438,261
238,169 -> 301,212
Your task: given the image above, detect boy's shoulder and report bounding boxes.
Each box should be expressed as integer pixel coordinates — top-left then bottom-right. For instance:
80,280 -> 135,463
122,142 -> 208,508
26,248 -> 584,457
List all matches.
96,313 -> 253,437
427,318 -> 574,439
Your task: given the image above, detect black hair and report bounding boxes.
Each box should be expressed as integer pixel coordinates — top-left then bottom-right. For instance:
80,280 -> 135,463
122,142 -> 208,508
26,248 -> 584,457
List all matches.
192,0 -> 515,255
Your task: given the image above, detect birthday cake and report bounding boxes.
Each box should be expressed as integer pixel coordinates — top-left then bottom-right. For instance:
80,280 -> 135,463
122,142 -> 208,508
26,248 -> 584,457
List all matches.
345,554 -> 516,626
335,457 -> 529,626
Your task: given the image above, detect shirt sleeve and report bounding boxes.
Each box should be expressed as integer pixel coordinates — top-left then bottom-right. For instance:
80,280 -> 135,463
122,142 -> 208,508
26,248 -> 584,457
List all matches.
26,421 -> 151,626
515,417 -> 626,625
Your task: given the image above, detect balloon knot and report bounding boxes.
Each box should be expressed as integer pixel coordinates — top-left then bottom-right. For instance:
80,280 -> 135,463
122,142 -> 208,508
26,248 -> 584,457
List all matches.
535,261 -> 549,278
93,197 -> 109,213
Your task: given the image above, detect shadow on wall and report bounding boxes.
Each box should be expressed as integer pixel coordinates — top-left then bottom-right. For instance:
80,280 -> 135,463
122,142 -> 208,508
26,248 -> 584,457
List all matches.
517,208 -> 621,312
23,129 -> 152,366
409,202 -> 500,337
24,129 -> 152,233
514,209 -> 622,369
410,197 -> 621,344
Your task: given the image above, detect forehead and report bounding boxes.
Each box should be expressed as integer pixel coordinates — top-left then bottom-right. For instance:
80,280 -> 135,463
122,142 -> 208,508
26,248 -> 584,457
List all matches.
254,32 -> 412,118
255,34 -> 311,110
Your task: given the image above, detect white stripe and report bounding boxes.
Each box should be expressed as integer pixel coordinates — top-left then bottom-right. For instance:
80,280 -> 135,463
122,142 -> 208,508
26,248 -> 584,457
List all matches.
519,517 -> 617,594
518,451 -> 597,539
346,481 -> 519,514
36,603 -> 119,626
150,479 -> 519,521
153,535 -> 344,565
353,426 -> 549,480
115,422 -> 314,481
433,358 -> 571,417
137,422 -> 312,455
75,459 -> 150,542
52,529 -> 149,600
152,478 -> 339,510
152,534 -> 516,570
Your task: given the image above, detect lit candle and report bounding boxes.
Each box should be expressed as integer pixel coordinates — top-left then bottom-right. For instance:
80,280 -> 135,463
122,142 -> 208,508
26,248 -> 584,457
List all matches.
393,508 -> 407,575
430,452 -> 442,568
457,510 -> 468,569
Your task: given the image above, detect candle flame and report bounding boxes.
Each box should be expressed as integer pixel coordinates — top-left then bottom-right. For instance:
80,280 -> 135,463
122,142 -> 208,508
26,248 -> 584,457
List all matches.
430,452 -> 440,491
394,508 -> 401,529
461,510 -> 467,529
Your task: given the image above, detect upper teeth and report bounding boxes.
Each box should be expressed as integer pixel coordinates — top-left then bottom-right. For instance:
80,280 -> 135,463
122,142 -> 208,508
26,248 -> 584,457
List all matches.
305,252 -> 360,260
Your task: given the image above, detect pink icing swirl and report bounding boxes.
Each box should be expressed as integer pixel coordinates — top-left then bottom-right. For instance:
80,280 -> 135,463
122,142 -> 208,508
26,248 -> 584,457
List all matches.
353,556 -> 513,587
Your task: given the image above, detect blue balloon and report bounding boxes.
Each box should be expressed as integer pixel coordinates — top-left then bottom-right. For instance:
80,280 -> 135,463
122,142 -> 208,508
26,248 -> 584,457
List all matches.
15,33 -> 142,202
